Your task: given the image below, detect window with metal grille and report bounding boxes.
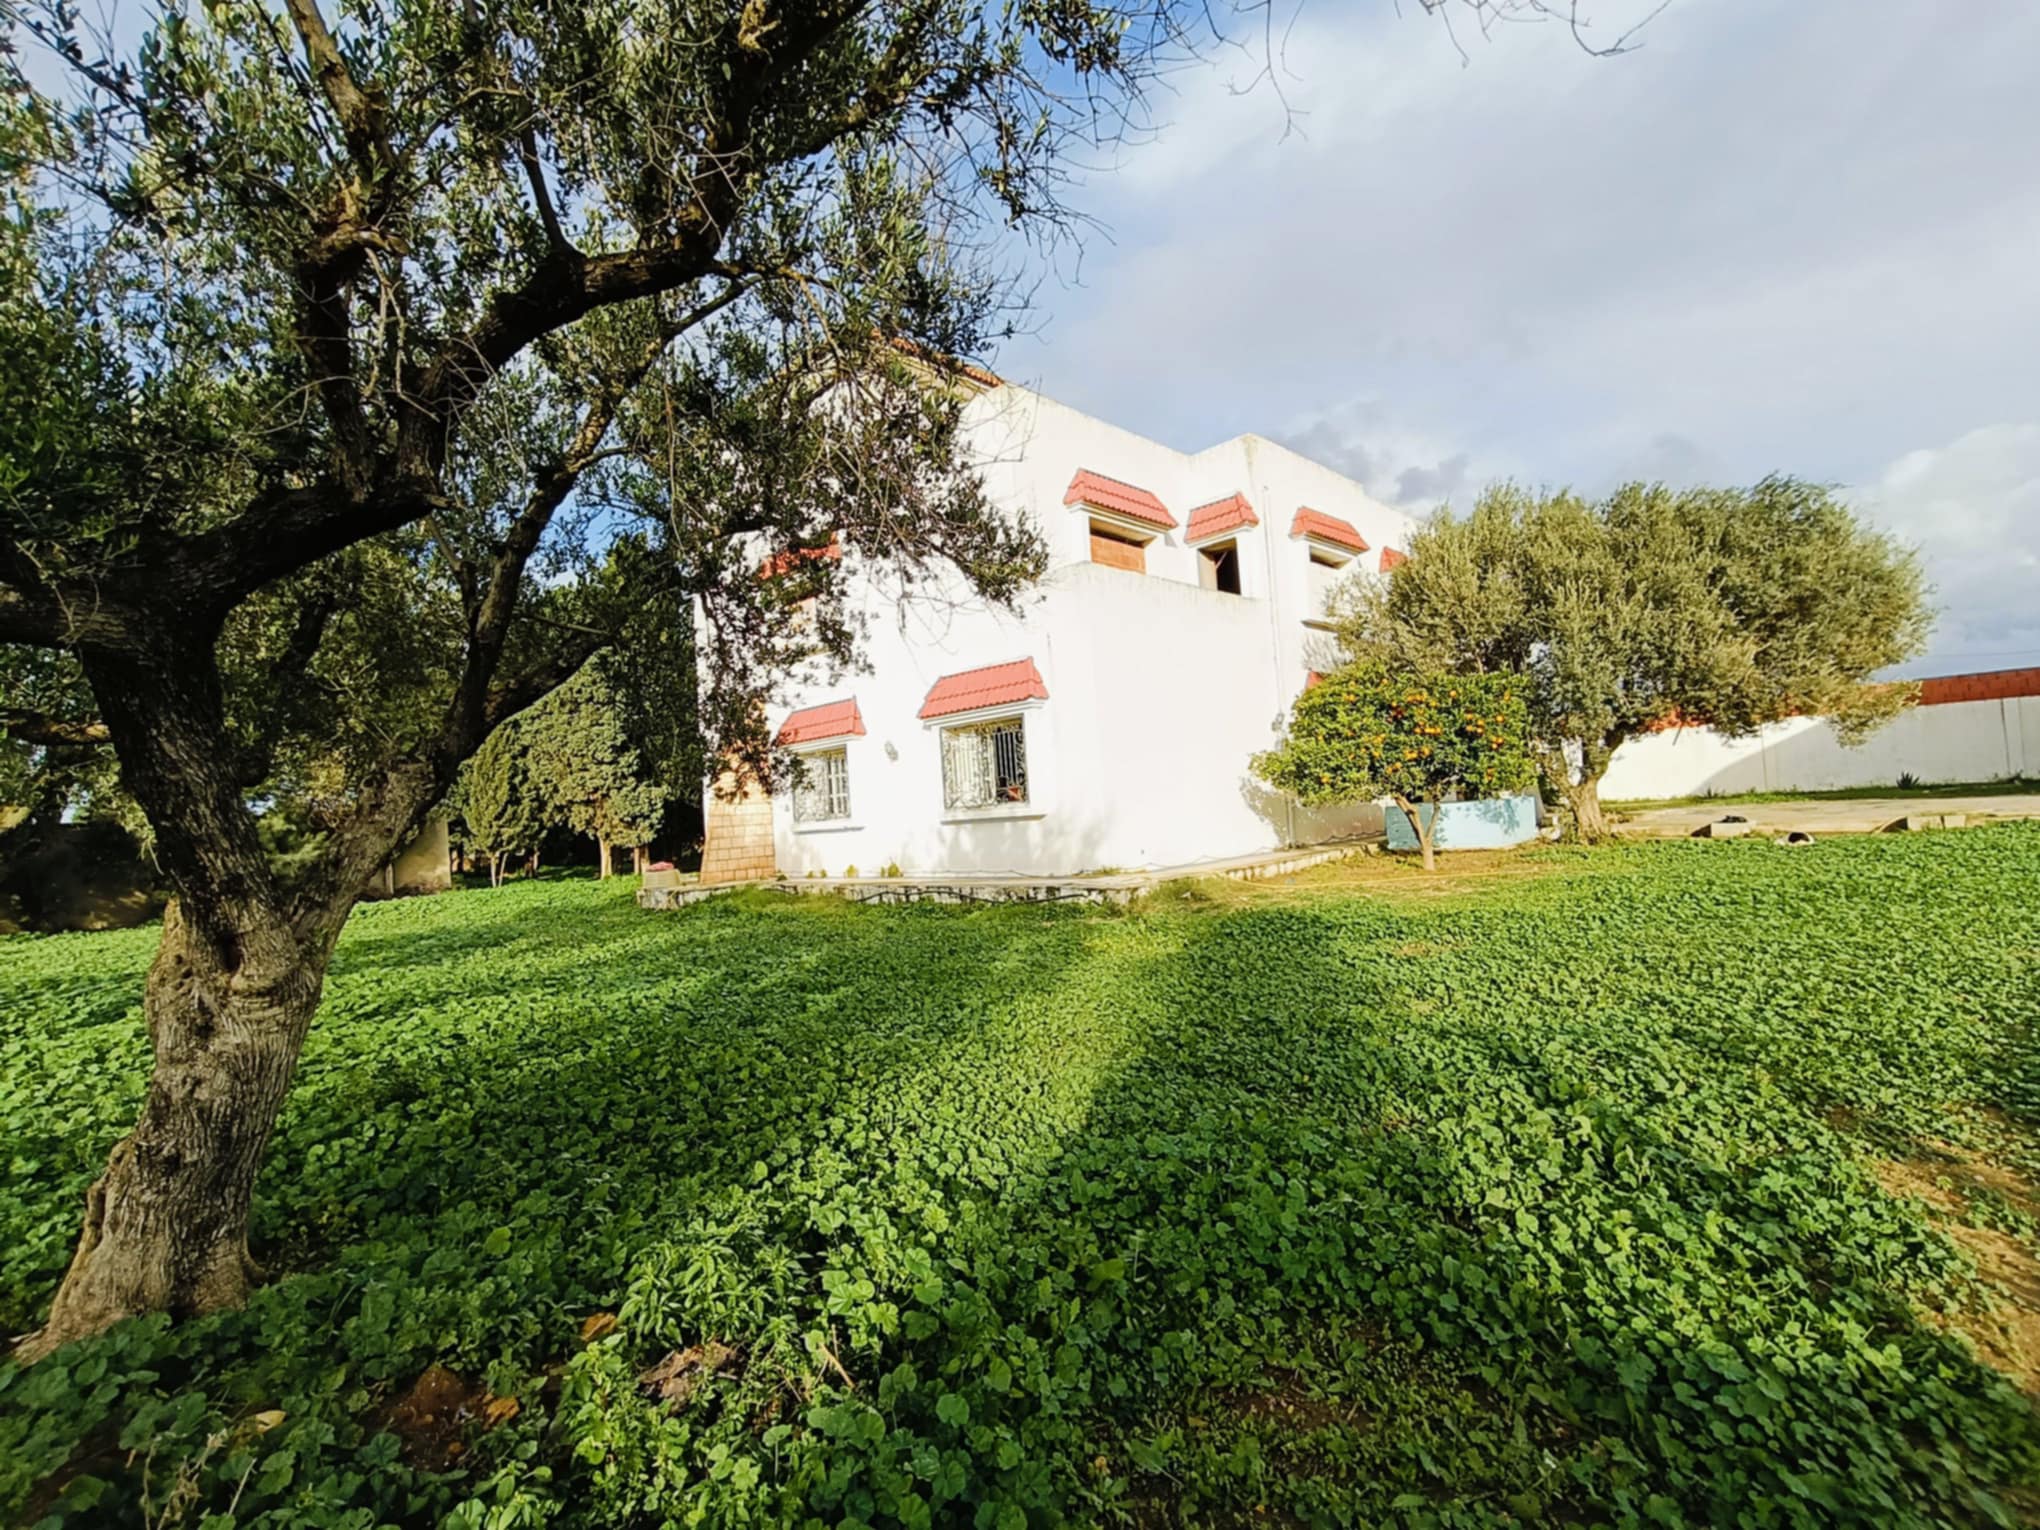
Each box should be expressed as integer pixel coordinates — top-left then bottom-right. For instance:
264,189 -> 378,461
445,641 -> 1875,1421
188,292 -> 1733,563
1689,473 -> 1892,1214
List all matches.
941,717 -> 1029,809
793,747 -> 851,822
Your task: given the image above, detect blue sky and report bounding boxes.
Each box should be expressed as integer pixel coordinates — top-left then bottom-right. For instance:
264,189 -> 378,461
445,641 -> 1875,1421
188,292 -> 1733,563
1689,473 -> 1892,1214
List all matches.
1001,1 -> 2040,677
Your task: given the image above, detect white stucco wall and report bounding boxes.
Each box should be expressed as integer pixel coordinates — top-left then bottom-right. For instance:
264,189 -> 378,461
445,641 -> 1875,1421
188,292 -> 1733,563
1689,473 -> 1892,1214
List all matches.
1600,696 -> 2039,801
742,381 -> 1412,877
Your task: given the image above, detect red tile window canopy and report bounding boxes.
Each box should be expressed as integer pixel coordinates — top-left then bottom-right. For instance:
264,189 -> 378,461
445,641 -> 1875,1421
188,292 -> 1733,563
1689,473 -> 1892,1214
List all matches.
1186,493 -> 1260,543
756,535 -> 842,580
775,697 -> 866,747
1289,508 -> 1369,554
1064,470 -> 1177,530
886,336 -> 1003,390
919,658 -> 1050,720
1379,546 -> 1407,571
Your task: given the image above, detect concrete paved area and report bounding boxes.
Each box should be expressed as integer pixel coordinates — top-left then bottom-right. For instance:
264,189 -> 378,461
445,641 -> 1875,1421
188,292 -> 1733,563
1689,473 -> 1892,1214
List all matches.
1614,793 -> 2040,839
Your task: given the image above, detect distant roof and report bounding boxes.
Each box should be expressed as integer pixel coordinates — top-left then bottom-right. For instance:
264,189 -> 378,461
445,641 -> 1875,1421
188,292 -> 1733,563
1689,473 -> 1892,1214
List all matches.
1289,508 -> 1369,553
919,658 -> 1050,720
1919,667 -> 2040,706
757,536 -> 842,580
1379,546 -> 1407,571
1064,470 -> 1177,530
1186,493 -> 1259,543
776,697 -> 866,747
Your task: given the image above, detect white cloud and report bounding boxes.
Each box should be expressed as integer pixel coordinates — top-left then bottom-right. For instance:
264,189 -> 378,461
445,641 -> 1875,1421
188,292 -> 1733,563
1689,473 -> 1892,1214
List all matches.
1856,424 -> 2040,677
1011,0 -> 2040,670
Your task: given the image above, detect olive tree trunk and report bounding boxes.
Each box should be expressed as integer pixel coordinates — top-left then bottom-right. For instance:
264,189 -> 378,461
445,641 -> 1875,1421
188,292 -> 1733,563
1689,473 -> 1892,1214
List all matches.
1559,774 -> 1613,843
17,635 -> 429,1362
1557,735 -> 1622,844
16,902 -> 337,1362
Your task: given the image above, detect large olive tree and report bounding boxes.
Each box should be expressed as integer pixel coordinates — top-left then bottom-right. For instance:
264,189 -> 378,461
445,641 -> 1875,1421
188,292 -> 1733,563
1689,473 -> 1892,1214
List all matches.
0,0 -> 1200,1359
1334,479 -> 1931,839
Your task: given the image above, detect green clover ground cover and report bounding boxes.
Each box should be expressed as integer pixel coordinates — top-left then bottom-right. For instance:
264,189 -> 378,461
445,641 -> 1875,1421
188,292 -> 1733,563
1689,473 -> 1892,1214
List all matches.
5,827 -> 2040,1527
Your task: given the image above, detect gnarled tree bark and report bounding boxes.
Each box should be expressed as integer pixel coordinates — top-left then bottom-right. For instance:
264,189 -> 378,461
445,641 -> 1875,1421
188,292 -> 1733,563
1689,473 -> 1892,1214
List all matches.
17,902 -> 336,1362
14,603 -> 466,1360
1556,735 -> 1622,844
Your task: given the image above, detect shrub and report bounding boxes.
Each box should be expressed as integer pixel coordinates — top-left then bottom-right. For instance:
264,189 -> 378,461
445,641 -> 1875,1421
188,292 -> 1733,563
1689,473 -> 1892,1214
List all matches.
1255,662 -> 1534,868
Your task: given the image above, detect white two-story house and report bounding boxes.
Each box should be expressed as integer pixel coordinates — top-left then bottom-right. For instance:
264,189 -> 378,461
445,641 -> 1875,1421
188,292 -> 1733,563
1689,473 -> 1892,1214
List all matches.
698,370 -> 1416,881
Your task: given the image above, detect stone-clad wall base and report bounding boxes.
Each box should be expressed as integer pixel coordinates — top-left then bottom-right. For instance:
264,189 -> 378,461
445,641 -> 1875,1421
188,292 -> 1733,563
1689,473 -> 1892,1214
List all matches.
697,767 -> 777,885
638,844 -> 1364,911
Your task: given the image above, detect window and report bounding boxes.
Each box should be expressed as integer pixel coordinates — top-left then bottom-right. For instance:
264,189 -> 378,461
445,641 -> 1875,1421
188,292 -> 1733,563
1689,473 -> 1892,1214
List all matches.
1305,545 -> 1354,628
941,717 -> 1029,809
793,747 -> 851,823
1089,520 -> 1149,573
1199,540 -> 1242,594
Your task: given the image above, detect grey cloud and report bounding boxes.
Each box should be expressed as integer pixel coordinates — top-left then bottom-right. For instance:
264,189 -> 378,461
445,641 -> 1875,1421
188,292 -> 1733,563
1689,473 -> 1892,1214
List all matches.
1275,418 -> 1379,489
1395,453 -> 1472,506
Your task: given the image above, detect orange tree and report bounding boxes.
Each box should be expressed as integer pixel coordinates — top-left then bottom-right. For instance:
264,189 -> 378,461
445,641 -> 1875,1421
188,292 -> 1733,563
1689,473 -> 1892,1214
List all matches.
1255,662 -> 1533,870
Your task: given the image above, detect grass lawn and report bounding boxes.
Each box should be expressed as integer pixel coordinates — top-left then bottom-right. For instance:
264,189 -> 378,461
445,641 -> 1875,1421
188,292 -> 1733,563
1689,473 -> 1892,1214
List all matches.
6,829 -> 2040,1527
1605,778 -> 2039,812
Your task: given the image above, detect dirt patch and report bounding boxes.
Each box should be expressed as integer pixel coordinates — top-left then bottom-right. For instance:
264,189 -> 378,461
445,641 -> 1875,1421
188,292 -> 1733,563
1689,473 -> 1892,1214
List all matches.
1873,1147 -> 2040,1395
373,1363 -> 520,1468
640,1340 -> 742,1412
1224,846 -> 1604,907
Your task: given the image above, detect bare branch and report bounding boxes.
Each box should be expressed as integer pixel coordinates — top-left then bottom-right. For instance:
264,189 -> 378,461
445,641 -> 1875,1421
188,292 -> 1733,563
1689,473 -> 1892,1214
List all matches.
172,480 -> 445,609
518,122 -> 570,253
0,709 -> 112,747
433,305 -> 703,764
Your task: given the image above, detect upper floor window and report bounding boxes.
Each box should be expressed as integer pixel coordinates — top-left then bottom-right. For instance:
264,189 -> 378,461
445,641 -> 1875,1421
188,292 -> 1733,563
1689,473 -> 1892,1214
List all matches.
1199,539 -> 1243,594
1089,519 -> 1151,574
1066,470 -> 1176,576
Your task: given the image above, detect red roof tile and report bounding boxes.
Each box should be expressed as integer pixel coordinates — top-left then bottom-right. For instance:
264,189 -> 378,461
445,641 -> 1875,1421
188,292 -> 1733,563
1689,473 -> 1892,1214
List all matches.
1064,470 -> 1176,529
1379,545 -> 1407,571
1918,667 -> 2040,706
888,336 -> 1003,389
1186,493 -> 1259,542
757,536 -> 842,579
775,697 -> 866,746
1289,507 -> 1369,553
1304,670 -> 1324,691
918,658 -> 1049,720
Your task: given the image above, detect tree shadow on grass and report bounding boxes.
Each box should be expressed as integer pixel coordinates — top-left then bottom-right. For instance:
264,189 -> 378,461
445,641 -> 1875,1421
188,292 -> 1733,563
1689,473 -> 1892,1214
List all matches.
251,892 -> 1125,1321
254,881 -> 2040,1524
14,848 -> 2040,1528
1016,894 -> 2040,1527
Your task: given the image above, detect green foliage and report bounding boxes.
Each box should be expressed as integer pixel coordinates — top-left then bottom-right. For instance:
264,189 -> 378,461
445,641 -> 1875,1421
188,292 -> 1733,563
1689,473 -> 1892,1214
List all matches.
7,830 -> 2040,1523
0,0 -> 1162,808
1337,479 -> 1932,784
518,660 -> 669,856
459,724 -> 546,875
1254,662 -> 1533,810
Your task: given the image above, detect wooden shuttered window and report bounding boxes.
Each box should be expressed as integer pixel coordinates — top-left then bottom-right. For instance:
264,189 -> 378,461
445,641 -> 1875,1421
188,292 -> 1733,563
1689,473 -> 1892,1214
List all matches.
1089,522 -> 1148,573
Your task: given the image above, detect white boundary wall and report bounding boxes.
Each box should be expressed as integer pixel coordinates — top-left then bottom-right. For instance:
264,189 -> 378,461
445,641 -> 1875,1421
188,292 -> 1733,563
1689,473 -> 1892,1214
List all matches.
1601,696 -> 2040,801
